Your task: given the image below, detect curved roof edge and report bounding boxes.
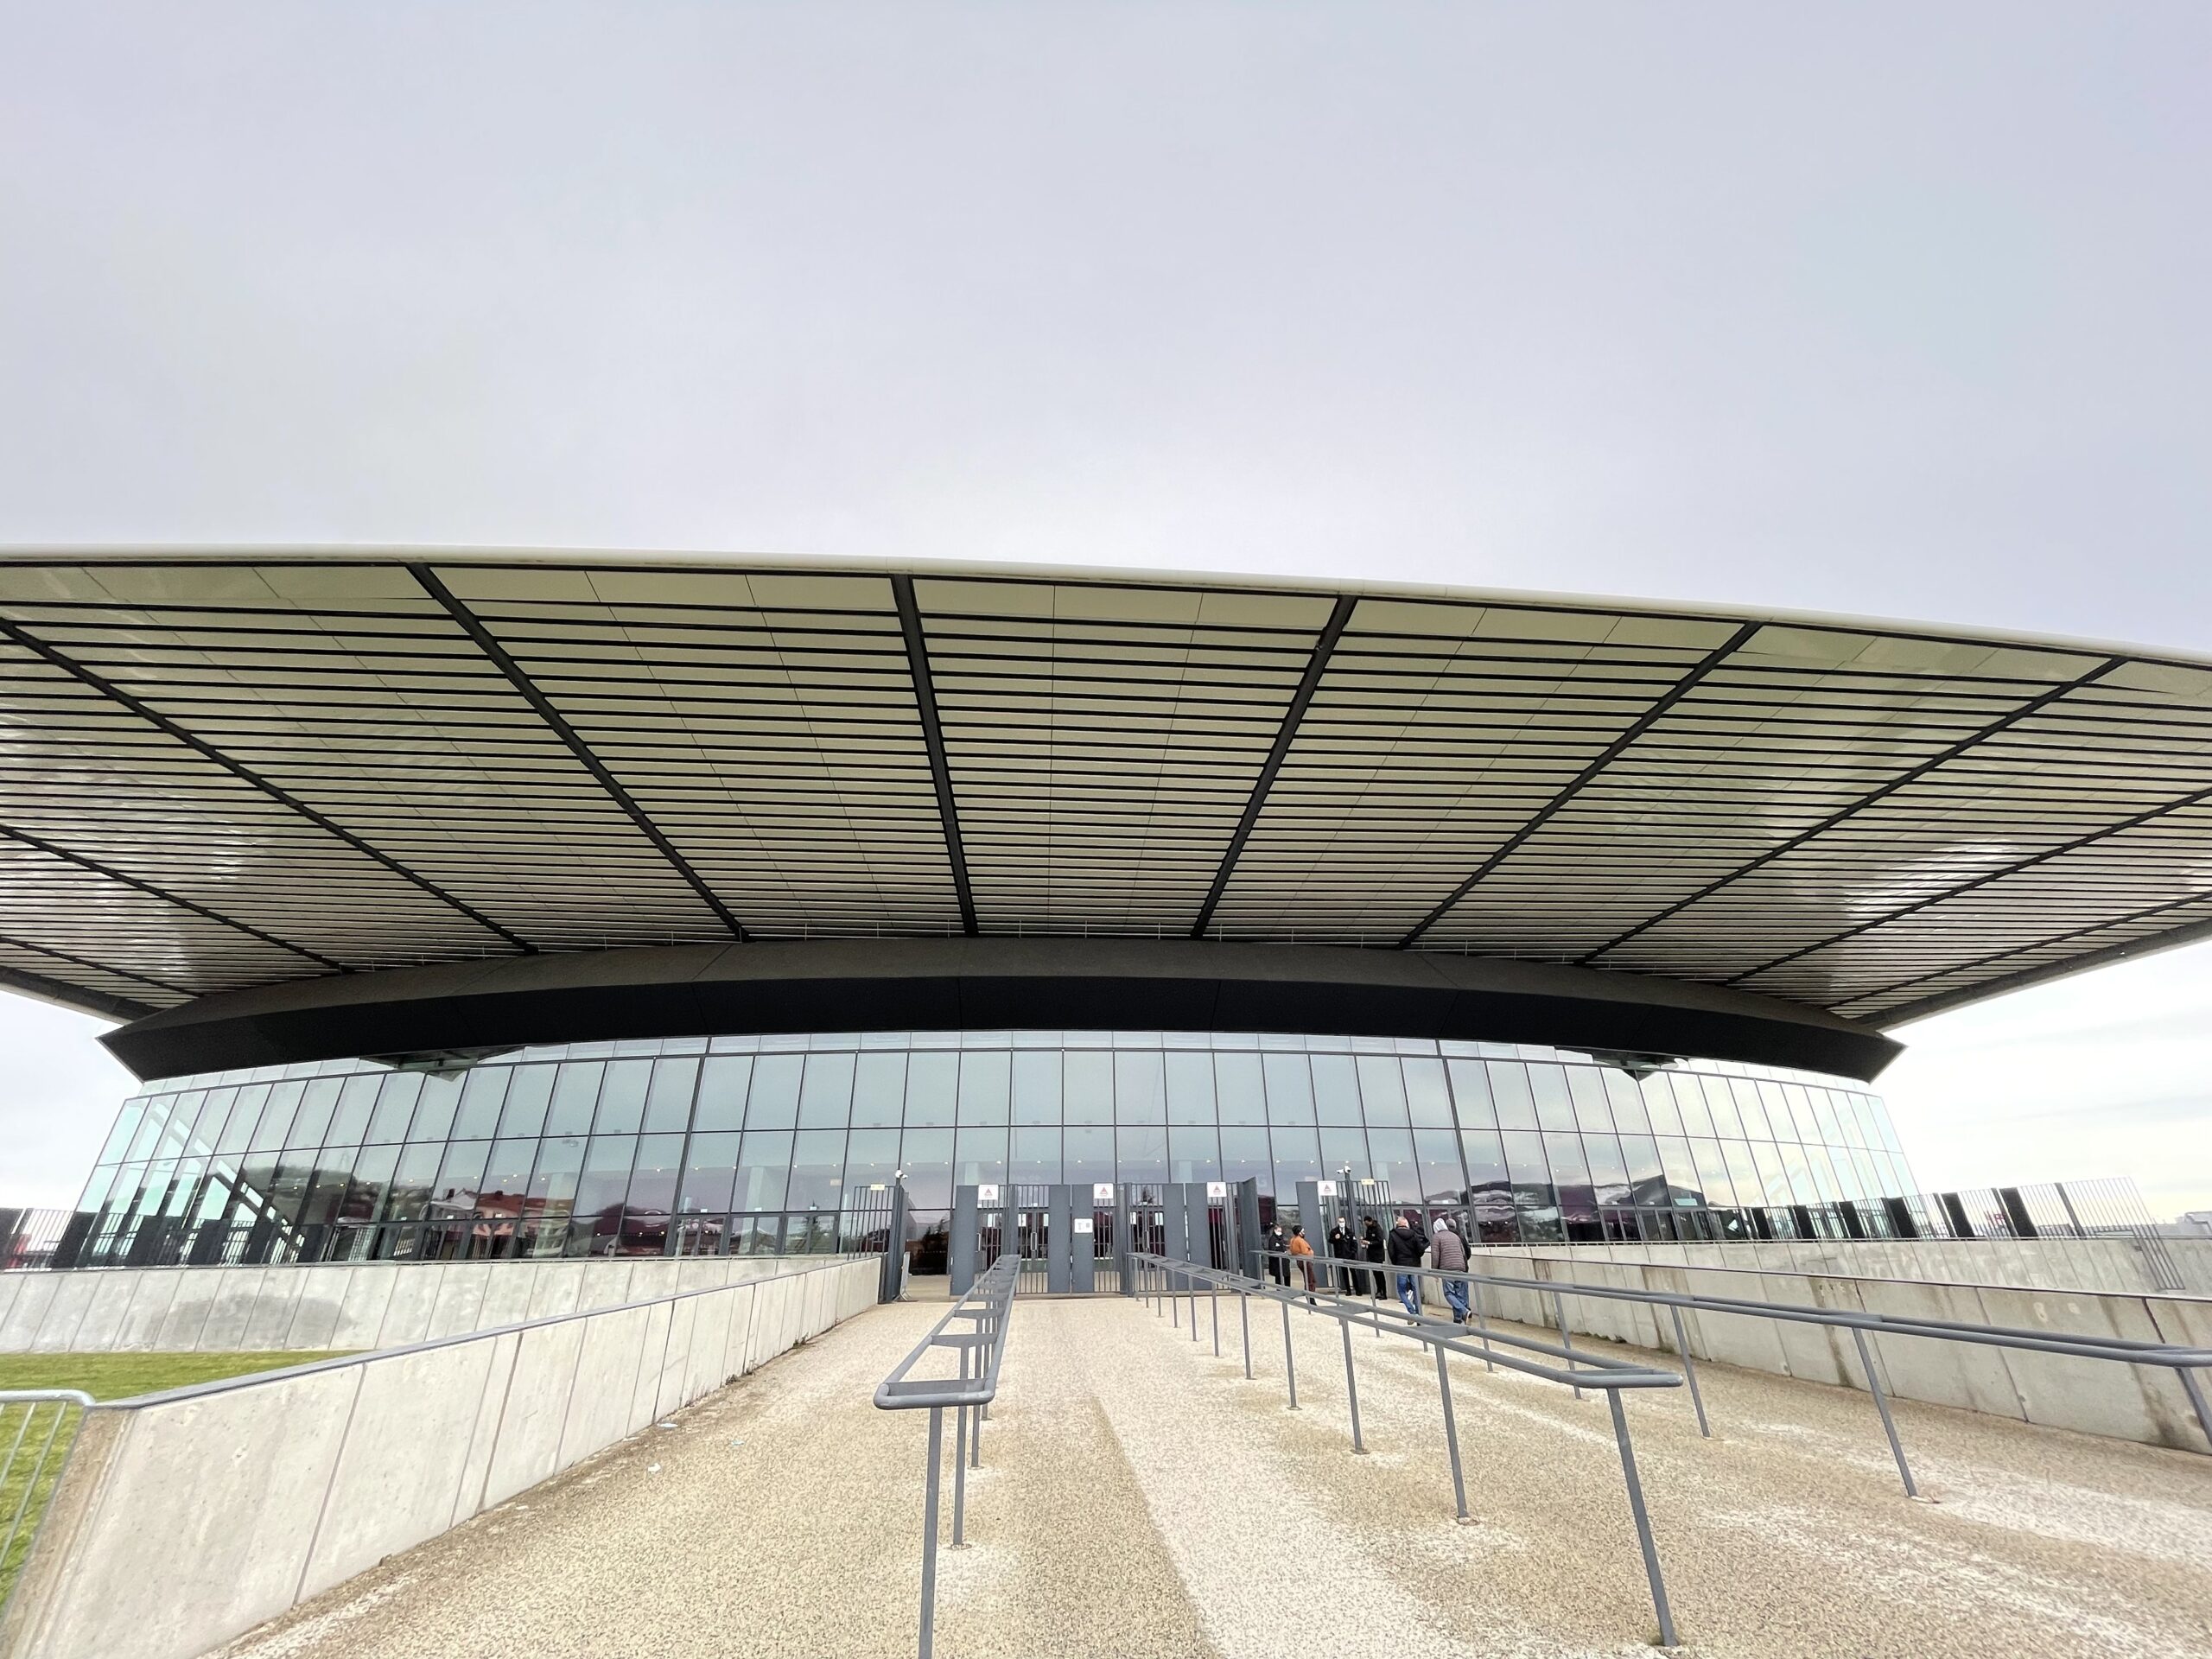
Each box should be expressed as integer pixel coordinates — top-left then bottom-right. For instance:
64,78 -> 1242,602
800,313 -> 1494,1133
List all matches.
102,938 -> 1904,1084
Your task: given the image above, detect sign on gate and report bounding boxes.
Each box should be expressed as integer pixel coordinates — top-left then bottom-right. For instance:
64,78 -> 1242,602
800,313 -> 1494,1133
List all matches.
1317,1179 -> 1338,1197
1205,1181 -> 1228,1198
978,1184 -> 1001,1203
1072,1218 -> 1093,1234
1092,1183 -> 1115,1204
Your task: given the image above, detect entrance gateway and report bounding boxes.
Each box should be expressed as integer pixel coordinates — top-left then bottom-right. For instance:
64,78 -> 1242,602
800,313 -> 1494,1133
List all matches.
945,1178 -> 1465,1295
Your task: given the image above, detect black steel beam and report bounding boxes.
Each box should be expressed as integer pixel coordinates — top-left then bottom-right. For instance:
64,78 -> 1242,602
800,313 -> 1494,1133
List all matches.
0,960 -> 159,1023
1583,655 -> 2126,966
0,617 -> 534,954
1192,594 -> 1357,939
1399,622 -> 1760,948
891,574 -> 977,935
0,823 -> 345,971
410,564 -> 747,941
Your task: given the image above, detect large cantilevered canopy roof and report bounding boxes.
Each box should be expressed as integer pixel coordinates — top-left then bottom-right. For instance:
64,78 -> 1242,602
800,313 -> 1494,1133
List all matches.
2,550 -> 2209,1039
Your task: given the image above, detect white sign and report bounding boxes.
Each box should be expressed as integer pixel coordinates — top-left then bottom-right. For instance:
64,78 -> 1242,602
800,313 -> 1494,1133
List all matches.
1093,1183 -> 1116,1205
1205,1181 -> 1229,1199
976,1184 -> 1001,1204
1317,1179 -> 1338,1198
1071,1218 -> 1094,1235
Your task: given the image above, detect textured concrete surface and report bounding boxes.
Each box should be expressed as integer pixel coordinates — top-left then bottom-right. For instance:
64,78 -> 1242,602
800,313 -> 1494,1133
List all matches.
213,1288 -> 2212,1659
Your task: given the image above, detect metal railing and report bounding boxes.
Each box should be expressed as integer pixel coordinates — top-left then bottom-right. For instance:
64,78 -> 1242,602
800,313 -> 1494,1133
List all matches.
1282,1250 -> 2212,1494
1137,1250 -> 1687,1645
0,1391 -> 93,1613
873,1255 -> 1019,1659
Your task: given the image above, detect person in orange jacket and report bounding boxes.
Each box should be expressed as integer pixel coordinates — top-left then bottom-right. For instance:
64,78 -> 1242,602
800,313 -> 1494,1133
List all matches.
1286,1224 -> 1318,1304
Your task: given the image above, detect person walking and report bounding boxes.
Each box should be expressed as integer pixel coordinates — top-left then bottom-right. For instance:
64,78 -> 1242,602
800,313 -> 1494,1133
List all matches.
1386,1210 -> 1427,1316
1287,1225 -> 1318,1304
1361,1214 -> 1386,1301
1263,1219 -> 1288,1286
1328,1215 -> 1361,1297
1432,1215 -> 1471,1323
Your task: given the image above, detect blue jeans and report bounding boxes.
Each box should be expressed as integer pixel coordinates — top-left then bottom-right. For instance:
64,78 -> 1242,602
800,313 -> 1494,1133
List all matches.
1396,1272 -> 1420,1315
1442,1277 -> 1470,1320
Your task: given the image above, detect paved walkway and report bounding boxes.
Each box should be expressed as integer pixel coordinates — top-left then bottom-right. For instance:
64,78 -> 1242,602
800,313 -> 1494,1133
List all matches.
219,1288 -> 2212,1658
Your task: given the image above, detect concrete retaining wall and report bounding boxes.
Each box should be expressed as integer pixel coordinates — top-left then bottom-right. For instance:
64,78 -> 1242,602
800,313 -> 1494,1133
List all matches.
0,1255 -> 849,1355
1499,1235 -> 2212,1296
1458,1249 -> 2212,1455
0,1255 -> 881,1659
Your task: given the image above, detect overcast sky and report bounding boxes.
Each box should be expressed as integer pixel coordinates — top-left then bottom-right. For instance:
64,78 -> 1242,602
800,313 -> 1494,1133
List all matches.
2,3 -> 2207,1215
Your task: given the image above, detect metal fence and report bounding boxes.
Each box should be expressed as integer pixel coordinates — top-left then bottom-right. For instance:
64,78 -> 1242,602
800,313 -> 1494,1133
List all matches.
0,1390 -> 93,1614
873,1255 -> 1019,1659
1141,1249 -> 1688,1644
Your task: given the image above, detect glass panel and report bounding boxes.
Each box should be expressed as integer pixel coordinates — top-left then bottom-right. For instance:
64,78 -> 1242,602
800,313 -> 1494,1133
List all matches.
1584,1133 -> 1630,1205
800,1053 -> 858,1128
546,1062 -> 605,1137
905,1052 -> 958,1127
340,1145 -> 397,1222
677,1132 -> 741,1214
1319,1125 -> 1368,1181
410,1075 -> 463,1144
1166,1123 -> 1219,1181
644,1058 -> 699,1134
365,1074 -> 423,1145
1413,1127 -> 1464,1202
1732,1078 -> 1774,1141
1214,1052 -> 1266,1126
1656,1136 -> 1702,1205
1603,1070 -> 1652,1136
285,1079 -> 340,1150
1269,1124 -> 1321,1191
1165,1052 -> 1215,1122
1011,1052 -> 1061,1125
479,1138 -> 539,1218
528,1137 -> 586,1230
1402,1058 -> 1452,1128
429,1141 -> 492,1218
956,1052 -> 1010,1125
1673,1075 -> 1718,1138
383,1141 -> 443,1223
574,1136 -> 639,1247
1751,1139 -> 1796,1206
1487,1062 -> 1538,1131
1446,1059 -> 1495,1128
1221,1126 -> 1271,1192
1311,1056 -> 1362,1123
691,1056 -> 753,1132
788,1130 -> 847,1209
734,1132 -> 794,1211
625,1135 -> 685,1248
454,1065 -> 512,1140
1114,1052 -> 1166,1123
953,1126 -> 1007,1187
1639,1072 -> 1685,1138
1703,1076 -> 1747,1139
1262,1055 -> 1316,1125
746,1056 -> 803,1130
1567,1068 -> 1614,1135
1064,1051 -> 1112,1124
236,1085 -> 283,1151
844,1127 -> 902,1191
899,1127 -> 954,1210
1529,1065 -> 1577,1132
497,1067 -> 556,1139
594,1060 -> 652,1135
1062,1125 -> 1115,1185
1690,1140 -> 1737,1206
124,1098 -> 172,1162
1460,1128 -> 1507,1187
1115,1123 -> 1167,1185
1365,1125 -> 1418,1193
1011,1126 -> 1061,1184
1355,1056 -> 1410,1126
853,1053 -> 907,1128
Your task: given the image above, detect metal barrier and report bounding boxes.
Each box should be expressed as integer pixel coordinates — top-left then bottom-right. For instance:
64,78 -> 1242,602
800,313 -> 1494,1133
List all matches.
1135,1251 -> 1686,1645
873,1255 -> 1020,1659
0,1391 -> 92,1614
1281,1249 -> 2212,1497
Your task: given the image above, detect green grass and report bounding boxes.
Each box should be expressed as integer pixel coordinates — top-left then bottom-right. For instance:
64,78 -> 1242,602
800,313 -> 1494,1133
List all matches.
0,1350 -> 353,1402
0,1351 -> 354,1602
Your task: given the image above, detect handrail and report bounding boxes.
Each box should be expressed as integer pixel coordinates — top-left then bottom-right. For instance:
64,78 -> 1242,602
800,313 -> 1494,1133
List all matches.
1134,1250 -> 1681,1643
1264,1247 -> 2212,1491
873,1255 -> 1019,1659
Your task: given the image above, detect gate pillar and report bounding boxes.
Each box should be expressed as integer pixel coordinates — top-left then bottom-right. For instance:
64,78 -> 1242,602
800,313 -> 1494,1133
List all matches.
1047,1184 -> 1073,1294
950,1184 -> 979,1295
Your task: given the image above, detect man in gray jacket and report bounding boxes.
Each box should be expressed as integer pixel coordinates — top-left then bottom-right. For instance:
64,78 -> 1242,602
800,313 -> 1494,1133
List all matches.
1431,1216 -> 1471,1324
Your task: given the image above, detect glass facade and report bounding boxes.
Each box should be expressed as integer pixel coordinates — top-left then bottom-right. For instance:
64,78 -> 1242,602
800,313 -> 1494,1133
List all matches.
71,1030 -> 1921,1273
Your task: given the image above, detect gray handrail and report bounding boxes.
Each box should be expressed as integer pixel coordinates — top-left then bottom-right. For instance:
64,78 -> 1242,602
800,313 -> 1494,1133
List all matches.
0,1390 -> 95,1615
1267,1247 -> 2212,1491
873,1254 -> 1020,1659
1134,1250 -> 1681,1644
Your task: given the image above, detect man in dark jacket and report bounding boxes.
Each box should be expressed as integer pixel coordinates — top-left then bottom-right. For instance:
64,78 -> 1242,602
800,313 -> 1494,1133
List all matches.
1327,1217 -> 1361,1296
1386,1211 -> 1427,1317
1360,1216 -> 1387,1300
1263,1220 -> 1288,1285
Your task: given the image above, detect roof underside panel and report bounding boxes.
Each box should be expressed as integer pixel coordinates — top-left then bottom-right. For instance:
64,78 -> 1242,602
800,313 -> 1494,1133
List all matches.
0,555 -> 2207,1033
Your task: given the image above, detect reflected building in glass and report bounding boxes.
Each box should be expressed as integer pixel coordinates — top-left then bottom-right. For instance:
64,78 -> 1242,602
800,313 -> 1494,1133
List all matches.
73,1029 -> 1919,1273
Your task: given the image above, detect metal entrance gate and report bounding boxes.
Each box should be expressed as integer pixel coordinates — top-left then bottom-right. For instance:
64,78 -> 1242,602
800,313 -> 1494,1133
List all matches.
948,1178 -> 1262,1295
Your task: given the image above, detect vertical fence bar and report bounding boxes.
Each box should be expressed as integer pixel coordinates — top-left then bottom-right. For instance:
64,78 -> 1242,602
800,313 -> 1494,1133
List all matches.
1339,1318 -> 1367,1452
1851,1326 -> 1918,1497
1211,1289 -> 1221,1357
1669,1305 -> 1710,1438
1434,1344 -> 1470,1522
1471,1279 -> 1496,1372
1281,1298 -> 1300,1409
1240,1291 -> 1252,1379
2177,1365 -> 2212,1452
1605,1389 -> 1676,1649
1553,1288 -> 1582,1401
918,1406 -> 944,1659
